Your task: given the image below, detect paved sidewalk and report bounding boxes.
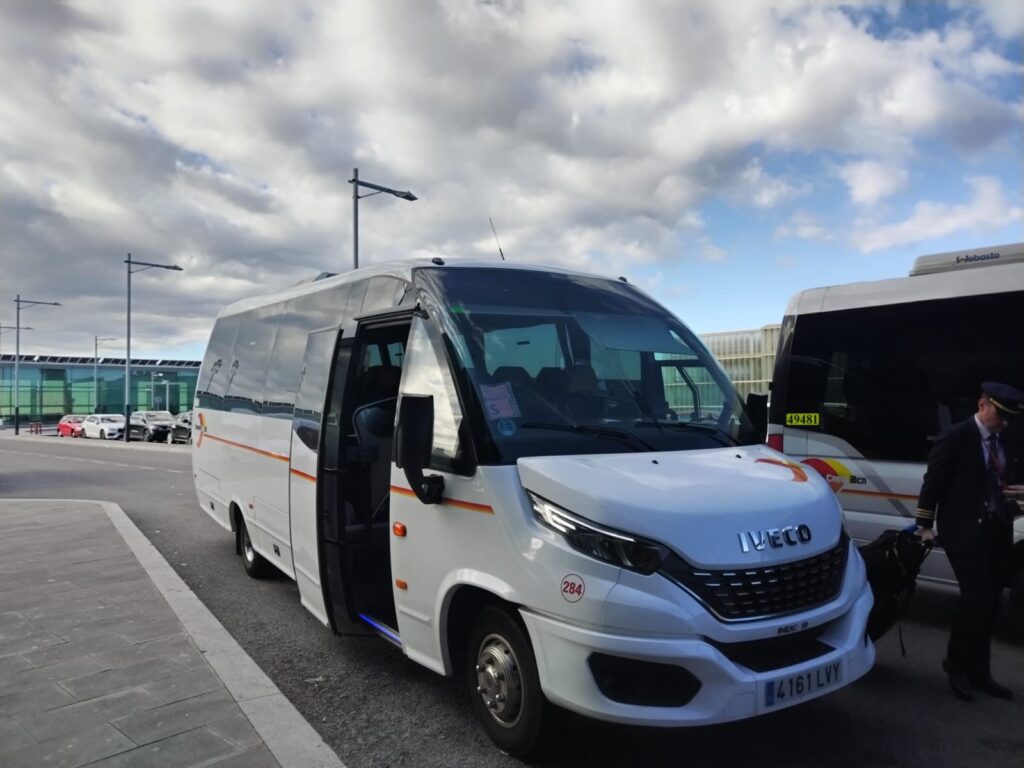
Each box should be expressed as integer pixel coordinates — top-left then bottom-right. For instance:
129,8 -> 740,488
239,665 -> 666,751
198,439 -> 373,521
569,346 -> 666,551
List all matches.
0,499 -> 344,768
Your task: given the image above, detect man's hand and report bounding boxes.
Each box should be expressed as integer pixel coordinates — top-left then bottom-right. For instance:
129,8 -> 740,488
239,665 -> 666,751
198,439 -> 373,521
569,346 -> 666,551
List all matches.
916,526 -> 936,542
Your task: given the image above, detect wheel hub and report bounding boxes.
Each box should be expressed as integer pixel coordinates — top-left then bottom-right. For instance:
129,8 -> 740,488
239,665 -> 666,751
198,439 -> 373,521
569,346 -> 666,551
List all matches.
475,634 -> 523,727
243,532 -> 254,563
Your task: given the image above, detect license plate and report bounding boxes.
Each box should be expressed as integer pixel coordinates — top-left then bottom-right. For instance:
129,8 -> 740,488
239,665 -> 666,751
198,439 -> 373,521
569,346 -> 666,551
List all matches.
763,660 -> 842,709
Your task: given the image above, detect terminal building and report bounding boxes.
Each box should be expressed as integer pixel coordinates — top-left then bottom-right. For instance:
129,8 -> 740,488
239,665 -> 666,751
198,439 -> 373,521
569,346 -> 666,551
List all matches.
698,324 -> 780,400
0,355 -> 199,423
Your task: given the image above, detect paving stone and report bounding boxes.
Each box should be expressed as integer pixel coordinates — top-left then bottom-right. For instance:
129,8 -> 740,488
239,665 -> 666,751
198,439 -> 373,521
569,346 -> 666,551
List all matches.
1,724 -> 135,768
19,687 -> 163,742
118,618 -> 186,644
0,654 -> 32,676
205,743 -> 281,768
207,712 -> 262,749
112,689 -> 239,745
20,632 -> 132,668
89,633 -> 196,669
0,719 -> 37,756
84,726 -> 238,768
140,667 -> 224,705
0,682 -> 76,718
0,630 -> 66,658
0,655 -> 106,698
59,657 -> 185,702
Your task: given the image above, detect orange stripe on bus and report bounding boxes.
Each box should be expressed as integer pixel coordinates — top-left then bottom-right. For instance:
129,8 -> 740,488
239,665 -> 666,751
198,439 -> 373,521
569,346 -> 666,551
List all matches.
290,468 -> 317,483
203,433 -> 289,463
389,485 -> 494,514
839,489 -> 918,501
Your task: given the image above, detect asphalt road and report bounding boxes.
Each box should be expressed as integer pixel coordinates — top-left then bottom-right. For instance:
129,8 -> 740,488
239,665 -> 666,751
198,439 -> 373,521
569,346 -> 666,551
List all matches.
2,432 -> 1023,768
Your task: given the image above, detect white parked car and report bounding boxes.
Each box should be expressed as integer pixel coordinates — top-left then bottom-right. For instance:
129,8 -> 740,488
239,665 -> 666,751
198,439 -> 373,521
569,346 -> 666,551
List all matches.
82,414 -> 125,440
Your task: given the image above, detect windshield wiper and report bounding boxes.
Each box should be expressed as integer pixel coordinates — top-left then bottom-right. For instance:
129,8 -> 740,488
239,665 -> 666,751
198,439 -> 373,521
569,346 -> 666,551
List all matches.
631,419 -> 738,446
520,422 -> 656,452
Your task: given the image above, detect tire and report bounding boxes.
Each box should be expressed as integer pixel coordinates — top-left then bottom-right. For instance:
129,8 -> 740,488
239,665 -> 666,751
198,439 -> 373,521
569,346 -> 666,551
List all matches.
100,430 -> 106,440
166,432 -> 174,445
240,518 -> 271,578
466,605 -> 555,758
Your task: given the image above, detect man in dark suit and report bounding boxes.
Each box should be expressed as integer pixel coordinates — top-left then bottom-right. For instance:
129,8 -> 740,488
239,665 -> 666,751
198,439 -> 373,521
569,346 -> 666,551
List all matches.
916,381 -> 1023,702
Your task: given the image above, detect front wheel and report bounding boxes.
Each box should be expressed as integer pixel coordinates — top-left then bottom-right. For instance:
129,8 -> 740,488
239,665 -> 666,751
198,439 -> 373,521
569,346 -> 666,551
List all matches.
240,518 -> 271,578
466,605 -> 555,758
100,430 -> 106,440
166,432 -> 174,444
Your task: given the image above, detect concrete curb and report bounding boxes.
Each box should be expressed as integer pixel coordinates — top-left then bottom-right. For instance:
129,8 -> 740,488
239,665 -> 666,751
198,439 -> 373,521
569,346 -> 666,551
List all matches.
0,433 -> 187,452
16,497 -> 346,768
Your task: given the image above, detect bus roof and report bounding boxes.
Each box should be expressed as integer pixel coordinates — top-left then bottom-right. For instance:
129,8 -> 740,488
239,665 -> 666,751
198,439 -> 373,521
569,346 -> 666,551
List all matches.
218,258 -> 628,319
785,242 -> 1024,317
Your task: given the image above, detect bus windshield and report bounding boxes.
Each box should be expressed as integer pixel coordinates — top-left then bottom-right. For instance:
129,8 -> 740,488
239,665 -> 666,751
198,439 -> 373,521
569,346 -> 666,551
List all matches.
416,267 -> 761,462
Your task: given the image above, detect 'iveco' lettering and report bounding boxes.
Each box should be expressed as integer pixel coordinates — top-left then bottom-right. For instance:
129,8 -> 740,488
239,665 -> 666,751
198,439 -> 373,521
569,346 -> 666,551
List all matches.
738,524 -> 812,553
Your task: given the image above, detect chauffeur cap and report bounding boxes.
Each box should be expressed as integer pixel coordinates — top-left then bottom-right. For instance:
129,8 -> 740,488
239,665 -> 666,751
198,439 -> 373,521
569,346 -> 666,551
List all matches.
982,381 -> 1024,417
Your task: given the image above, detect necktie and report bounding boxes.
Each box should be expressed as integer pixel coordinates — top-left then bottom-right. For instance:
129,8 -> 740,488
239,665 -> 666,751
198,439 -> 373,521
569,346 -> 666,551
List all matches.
986,433 -> 1004,484
986,433 -> 1006,519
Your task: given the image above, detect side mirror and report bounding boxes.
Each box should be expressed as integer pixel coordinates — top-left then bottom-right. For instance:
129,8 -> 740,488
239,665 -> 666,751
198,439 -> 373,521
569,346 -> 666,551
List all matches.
746,392 -> 769,442
395,395 -> 445,504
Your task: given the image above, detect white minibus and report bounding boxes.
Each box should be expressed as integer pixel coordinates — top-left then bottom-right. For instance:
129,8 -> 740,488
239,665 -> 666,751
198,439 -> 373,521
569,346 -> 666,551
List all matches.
193,259 -> 874,756
767,243 -> 1024,624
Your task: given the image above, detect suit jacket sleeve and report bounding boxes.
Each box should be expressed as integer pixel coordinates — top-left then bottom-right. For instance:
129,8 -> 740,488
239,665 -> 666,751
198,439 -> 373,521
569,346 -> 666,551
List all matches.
916,428 -> 955,529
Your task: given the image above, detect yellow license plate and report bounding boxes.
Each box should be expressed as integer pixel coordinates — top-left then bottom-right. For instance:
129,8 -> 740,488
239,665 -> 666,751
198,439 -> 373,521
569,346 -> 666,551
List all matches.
786,412 -> 820,427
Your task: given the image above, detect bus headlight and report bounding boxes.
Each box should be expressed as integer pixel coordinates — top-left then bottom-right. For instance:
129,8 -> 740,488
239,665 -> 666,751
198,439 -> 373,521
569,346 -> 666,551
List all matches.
528,492 -> 667,574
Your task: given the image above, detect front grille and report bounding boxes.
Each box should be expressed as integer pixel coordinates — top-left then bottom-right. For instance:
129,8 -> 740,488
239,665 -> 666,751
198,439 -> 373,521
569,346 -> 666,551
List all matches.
661,532 -> 849,621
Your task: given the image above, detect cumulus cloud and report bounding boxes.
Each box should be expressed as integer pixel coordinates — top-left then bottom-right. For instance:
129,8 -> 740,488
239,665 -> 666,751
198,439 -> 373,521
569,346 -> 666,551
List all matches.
0,1 -> 1019,355
852,176 -> 1023,252
839,160 -> 909,206
776,210 -> 834,241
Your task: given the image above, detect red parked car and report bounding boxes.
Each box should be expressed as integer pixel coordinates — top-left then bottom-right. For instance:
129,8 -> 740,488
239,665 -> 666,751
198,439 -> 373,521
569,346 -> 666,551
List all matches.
57,415 -> 85,437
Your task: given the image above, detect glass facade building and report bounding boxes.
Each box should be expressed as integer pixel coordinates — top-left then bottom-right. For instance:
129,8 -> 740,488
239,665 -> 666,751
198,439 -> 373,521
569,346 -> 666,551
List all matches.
0,354 -> 199,423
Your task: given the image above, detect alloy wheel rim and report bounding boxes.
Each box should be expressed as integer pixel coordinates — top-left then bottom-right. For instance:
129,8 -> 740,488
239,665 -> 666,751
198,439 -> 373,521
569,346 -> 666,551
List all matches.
243,530 -> 254,563
474,633 -> 524,728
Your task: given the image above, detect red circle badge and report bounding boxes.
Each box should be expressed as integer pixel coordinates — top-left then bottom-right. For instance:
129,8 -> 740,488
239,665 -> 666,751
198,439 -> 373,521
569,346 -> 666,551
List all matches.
560,574 -> 585,603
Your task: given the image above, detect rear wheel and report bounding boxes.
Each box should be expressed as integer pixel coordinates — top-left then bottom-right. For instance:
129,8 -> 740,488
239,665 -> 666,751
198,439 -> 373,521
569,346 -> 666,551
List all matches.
466,605 -> 554,758
240,518 -> 271,578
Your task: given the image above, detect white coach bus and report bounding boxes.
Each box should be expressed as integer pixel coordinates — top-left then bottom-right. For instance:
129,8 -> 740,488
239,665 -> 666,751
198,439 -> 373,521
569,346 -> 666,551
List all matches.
193,259 -> 874,756
767,243 -> 1024,622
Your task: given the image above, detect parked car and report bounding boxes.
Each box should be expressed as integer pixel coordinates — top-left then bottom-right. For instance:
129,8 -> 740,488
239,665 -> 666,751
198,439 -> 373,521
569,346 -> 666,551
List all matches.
168,411 -> 193,444
82,414 -> 125,440
128,410 -> 174,442
57,415 -> 86,438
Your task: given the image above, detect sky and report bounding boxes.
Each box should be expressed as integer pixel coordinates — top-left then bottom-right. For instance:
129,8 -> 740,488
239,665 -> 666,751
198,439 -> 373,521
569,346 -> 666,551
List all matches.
1,0 -> 1021,361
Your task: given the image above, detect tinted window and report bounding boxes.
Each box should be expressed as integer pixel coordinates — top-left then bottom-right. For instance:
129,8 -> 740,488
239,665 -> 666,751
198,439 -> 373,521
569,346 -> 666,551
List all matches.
224,307 -> 276,414
361,276 -> 408,315
197,314 -> 241,409
777,293 -> 1024,461
264,285 -> 352,416
293,329 -> 339,452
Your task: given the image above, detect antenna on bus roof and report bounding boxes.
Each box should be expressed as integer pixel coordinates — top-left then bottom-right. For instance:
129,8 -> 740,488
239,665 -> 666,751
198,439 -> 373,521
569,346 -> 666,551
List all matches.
489,218 -> 506,261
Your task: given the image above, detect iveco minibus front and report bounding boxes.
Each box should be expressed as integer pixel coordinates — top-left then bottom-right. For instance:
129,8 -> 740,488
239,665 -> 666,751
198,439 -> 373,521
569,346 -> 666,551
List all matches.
387,265 -> 875,755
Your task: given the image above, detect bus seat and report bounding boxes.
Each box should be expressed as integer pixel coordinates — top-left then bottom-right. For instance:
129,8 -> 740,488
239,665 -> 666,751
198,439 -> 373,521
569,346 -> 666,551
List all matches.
566,364 -> 604,420
537,367 -> 568,400
359,365 -> 402,405
353,398 -> 398,523
492,366 -> 532,388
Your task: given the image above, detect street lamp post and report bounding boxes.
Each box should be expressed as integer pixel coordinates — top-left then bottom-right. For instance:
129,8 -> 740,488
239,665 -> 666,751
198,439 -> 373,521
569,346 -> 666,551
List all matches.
13,295 -> 61,435
348,168 -> 418,270
94,336 -> 116,412
125,253 -> 183,441
149,371 -> 168,409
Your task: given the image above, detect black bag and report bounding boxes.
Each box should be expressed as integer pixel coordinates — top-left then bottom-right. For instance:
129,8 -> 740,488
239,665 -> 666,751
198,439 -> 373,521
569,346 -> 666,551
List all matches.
859,529 -> 932,648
